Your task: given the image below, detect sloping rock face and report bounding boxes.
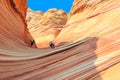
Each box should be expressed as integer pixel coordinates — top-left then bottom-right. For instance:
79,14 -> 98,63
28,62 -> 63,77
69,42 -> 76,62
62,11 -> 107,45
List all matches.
26,8 -> 68,48
0,0 -> 27,49
0,0 -> 120,80
13,0 -> 27,18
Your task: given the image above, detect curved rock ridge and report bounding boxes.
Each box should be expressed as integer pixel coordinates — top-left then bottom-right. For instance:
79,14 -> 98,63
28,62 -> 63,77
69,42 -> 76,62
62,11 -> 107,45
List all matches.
0,0 -> 120,80
0,0 -> 27,49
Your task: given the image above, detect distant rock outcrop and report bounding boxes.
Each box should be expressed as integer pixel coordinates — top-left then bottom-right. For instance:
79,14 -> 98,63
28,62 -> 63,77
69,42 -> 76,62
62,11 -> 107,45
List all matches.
26,8 -> 68,48
26,8 -> 44,27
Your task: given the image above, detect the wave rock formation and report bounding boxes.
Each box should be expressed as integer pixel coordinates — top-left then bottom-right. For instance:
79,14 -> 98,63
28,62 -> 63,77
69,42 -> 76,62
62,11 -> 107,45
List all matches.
0,0 -> 120,80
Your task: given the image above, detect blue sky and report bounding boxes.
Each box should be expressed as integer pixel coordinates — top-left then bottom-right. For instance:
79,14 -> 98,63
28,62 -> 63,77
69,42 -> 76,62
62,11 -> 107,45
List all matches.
28,0 -> 74,13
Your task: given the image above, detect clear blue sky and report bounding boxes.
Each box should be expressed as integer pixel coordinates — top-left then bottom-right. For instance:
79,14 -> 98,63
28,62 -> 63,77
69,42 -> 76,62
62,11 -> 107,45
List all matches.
28,0 -> 74,13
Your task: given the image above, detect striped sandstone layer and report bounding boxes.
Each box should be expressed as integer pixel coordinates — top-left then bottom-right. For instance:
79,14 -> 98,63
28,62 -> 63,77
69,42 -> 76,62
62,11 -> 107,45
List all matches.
0,0 -> 120,80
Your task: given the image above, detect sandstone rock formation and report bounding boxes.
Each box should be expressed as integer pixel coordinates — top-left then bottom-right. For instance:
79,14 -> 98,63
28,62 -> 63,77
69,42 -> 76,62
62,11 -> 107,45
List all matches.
13,0 -> 27,18
26,8 -> 44,26
0,0 -> 120,80
26,8 -> 68,48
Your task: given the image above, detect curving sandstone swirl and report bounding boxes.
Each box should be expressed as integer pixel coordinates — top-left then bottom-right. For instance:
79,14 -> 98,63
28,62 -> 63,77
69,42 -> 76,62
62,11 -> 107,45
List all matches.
0,0 -> 120,80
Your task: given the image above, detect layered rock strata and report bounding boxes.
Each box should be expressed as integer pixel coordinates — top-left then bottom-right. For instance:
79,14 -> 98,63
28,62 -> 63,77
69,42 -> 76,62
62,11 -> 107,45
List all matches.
0,0 -> 120,80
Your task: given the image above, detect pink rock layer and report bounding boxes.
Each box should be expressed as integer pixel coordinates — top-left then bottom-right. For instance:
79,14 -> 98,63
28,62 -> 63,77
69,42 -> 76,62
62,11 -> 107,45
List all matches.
0,0 -> 120,80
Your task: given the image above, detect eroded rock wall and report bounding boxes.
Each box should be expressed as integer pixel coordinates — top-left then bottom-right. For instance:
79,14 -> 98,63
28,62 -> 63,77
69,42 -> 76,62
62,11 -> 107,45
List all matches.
13,0 -> 27,18
0,0 -> 27,48
55,0 -> 120,43
54,0 -> 120,79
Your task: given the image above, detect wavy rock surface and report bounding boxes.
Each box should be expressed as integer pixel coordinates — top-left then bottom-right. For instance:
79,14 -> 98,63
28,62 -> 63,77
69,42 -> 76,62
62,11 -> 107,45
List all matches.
0,0 -> 120,80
